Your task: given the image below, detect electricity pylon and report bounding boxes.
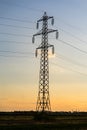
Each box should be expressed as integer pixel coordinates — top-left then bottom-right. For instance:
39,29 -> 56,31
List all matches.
32,12 -> 58,112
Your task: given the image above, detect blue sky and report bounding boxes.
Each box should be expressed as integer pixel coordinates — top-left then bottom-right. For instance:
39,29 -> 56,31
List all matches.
0,0 -> 87,111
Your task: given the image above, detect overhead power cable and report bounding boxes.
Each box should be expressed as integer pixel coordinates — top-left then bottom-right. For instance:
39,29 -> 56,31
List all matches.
51,62 -> 87,77
1,32 -> 87,55
0,54 -> 34,58
58,27 -> 87,45
1,23 -> 87,45
0,2 -> 44,13
0,40 -> 29,44
0,16 -> 35,23
0,40 -> 30,45
0,23 -> 34,29
56,53 -> 87,68
55,16 -> 85,34
0,50 -> 34,55
0,32 -> 32,37
59,39 -> 87,55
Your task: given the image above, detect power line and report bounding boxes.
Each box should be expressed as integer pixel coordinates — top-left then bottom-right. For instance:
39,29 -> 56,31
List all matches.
55,16 -> 85,34
56,53 -> 87,68
0,50 -> 87,77
1,1 -> 44,13
1,22 -> 87,49
58,27 -> 87,45
0,44 -> 87,70
0,17 -> 86,44
0,17 -> 86,46
1,32 -> 87,55
0,41 -> 37,47
0,50 -> 34,55
59,39 -> 87,55
1,33 -> 87,55
0,32 -> 32,37
0,40 -> 29,44
0,40 -> 32,45
0,54 -> 34,58
0,2 -> 86,36
0,16 -> 35,23
51,62 -> 87,77
0,23 -> 34,30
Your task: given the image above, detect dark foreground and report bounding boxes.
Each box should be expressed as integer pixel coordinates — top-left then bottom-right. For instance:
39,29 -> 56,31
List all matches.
0,111 -> 87,130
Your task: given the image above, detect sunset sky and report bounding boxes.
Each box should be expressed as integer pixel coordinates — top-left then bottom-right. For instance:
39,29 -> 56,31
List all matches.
0,0 -> 87,111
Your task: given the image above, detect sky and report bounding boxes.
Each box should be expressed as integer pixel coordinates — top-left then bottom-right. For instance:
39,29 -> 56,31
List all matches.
0,0 -> 87,111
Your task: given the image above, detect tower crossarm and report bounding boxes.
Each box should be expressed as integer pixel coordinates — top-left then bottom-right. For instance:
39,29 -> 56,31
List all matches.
47,29 -> 57,34
33,30 -> 42,37
37,12 -> 53,23
32,29 -> 58,43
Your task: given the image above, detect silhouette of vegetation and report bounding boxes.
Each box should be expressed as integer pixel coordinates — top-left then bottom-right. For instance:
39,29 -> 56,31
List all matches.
0,111 -> 87,130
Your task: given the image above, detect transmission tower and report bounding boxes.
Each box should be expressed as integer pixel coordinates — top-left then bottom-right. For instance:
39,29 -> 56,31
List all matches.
32,12 -> 58,112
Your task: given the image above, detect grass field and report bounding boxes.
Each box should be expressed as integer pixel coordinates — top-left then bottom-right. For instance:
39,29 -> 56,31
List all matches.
0,111 -> 87,130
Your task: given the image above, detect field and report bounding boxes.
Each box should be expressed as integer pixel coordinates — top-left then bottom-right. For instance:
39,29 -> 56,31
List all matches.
0,111 -> 87,130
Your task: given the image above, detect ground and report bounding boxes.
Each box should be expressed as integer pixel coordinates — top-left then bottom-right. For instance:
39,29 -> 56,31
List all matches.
0,111 -> 87,130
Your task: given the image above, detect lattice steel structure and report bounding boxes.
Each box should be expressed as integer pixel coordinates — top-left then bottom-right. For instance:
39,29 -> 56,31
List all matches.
32,12 -> 58,112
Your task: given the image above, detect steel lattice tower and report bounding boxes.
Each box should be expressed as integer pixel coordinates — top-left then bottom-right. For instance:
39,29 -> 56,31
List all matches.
32,12 -> 58,112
